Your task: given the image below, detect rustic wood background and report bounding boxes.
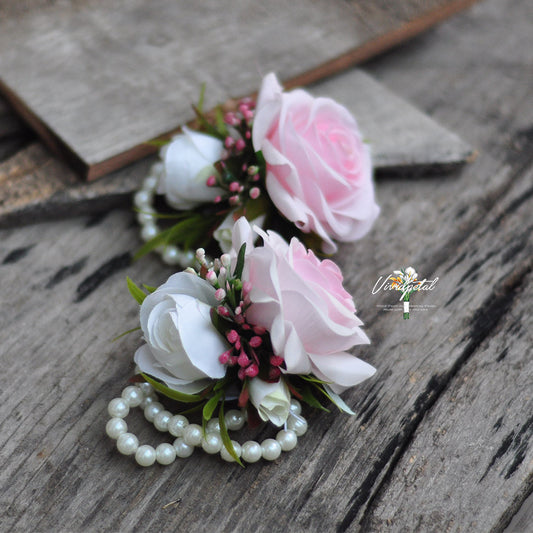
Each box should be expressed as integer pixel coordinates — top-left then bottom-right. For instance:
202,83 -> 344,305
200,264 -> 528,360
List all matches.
0,0 -> 478,179
0,69 -> 472,229
0,0 -> 532,531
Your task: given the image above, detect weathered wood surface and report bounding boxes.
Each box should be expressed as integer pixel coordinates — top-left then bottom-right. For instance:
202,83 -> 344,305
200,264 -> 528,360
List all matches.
0,71 -> 473,229
0,0 -> 532,532
0,0 -> 479,179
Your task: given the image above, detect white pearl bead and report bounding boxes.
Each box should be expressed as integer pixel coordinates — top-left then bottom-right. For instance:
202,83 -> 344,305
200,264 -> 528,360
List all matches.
261,438 -> 282,461
143,175 -> 158,191
135,445 -> 156,467
156,443 -> 176,465
144,401 -> 164,422
137,211 -> 155,225
139,394 -> 158,409
220,440 -> 242,462
134,190 -> 152,209
121,386 -> 143,407
180,250 -> 195,267
241,441 -> 262,463
173,437 -> 194,458
225,409 -> 245,431
276,429 -> 297,451
182,424 -> 203,446
287,415 -> 308,436
168,415 -> 189,437
137,382 -> 154,396
162,245 -> 181,265
202,432 -> 222,454
108,398 -> 130,418
106,418 -> 128,439
152,162 -> 164,178
206,418 -> 220,433
290,399 -> 302,416
141,222 -> 158,242
153,410 -> 172,431
116,433 -> 139,455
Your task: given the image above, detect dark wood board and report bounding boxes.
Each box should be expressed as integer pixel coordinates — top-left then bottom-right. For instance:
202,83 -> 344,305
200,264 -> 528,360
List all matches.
0,0 -> 532,531
0,0 -> 480,180
0,69 -> 474,228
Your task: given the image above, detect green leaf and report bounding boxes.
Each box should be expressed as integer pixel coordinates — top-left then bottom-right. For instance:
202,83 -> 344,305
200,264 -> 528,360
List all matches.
215,106 -> 228,137
111,326 -> 141,342
255,150 -> 267,179
301,385 -> 330,412
127,276 -> 147,304
203,390 -> 223,423
197,83 -> 206,113
144,138 -> 169,148
219,402 -> 244,466
142,284 -> 157,293
323,384 -> 356,415
300,374 -> 331,385
141,373 -> 205,403
233,243 -> 247,279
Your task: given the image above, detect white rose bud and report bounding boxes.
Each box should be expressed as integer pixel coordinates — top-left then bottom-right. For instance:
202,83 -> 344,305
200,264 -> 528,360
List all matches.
158,127 -> 224,210
214,212 -> 266,254
248,378 -> 291,427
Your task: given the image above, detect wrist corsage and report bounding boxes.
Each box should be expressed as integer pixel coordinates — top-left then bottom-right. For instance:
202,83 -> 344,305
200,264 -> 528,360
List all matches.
134,72 -> 380,266
106,218 -> 375,466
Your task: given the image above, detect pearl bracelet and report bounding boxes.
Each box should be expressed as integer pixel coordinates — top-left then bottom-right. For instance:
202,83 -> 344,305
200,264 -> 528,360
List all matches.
134,162 -> 195,268
106,382 -> 307,467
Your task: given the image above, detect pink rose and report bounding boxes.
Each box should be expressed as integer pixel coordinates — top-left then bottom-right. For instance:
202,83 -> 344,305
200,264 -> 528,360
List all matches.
232,218 -> 375,392
252,73 -> 379,253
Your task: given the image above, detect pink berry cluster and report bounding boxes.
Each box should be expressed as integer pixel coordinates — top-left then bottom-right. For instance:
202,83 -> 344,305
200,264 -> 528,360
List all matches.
205,97 -> 263,208
191,247 -> 285,389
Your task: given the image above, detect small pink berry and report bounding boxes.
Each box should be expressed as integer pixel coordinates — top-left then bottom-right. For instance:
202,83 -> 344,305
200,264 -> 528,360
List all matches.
245,364 -> 259,378
224,112 -> 239,126
206,175 -> 217,187
243,109 -> 254,121
241,323 -> 251,330
229,195 -> 240,206
229,181 -> 240,192
242,163 -> 248,172
217,305 -> 229,316
249,336 -> 262,348
238,351 -> 250,367
238,368 -> 246,381
235,340 -> 241,350
235,139 -> 246,151
252,174 -> 260,182
230,356 -> 239,366
219,350 -> 232,364
226,330 -> 239,344
245,130 -> 251,139
224,136 -> 235,149
214,196 -> 222,204
270,355 -> 284,367
253,326 -> 266,335
249,187 -> 260,200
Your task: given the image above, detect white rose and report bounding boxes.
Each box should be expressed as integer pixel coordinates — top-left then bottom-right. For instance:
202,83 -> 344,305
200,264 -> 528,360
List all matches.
158,127 -> 224,210
248,378 -> 291,426
213,212 -> 266,253
134,272 -> 229,393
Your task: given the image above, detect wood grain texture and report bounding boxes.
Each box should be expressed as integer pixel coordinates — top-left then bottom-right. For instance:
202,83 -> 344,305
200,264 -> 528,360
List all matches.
0,70 -> 473,228
0,0 -> 480,179
0,0 -> 532,532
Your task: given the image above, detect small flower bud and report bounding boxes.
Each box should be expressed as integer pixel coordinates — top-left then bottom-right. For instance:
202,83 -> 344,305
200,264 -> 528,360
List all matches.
229,181 -> 240,192
215,288 -> 226,301
206,175 -> 217,187
247,165 -> 259,176
238,386 -> 249,408
219,350 -> 232,364
217,305 -> 230,317
238,351 -> 250,367
224,136 -> 235,148
214,195 -> 222,204
230,355 -> 239,366
206,270 -> 217,284
226,330 -> 239,344
249,187 -> 260,200
184,267 -> 197,275
238,368 -> 246,381
253,326 -> 266,335
235,139 -> 246,151
229,195 -> 240,206
245,130 -> 251,139
235,306 -> 242,315
252,174 -> 260,182
249,336 -> 262,348
244,364 -> 259,378
220,254 -> 231,268
268,367 -> 281,380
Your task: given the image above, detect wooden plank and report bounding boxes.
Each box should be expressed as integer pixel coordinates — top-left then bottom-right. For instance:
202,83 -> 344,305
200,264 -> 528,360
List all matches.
0,0 -> 531,531
0,70 -> 473,228
0,0 -> 480,179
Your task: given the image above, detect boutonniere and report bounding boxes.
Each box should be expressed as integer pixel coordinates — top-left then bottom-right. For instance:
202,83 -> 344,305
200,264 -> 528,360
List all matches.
106,218 -> 375,466
134,73 -> 379,266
